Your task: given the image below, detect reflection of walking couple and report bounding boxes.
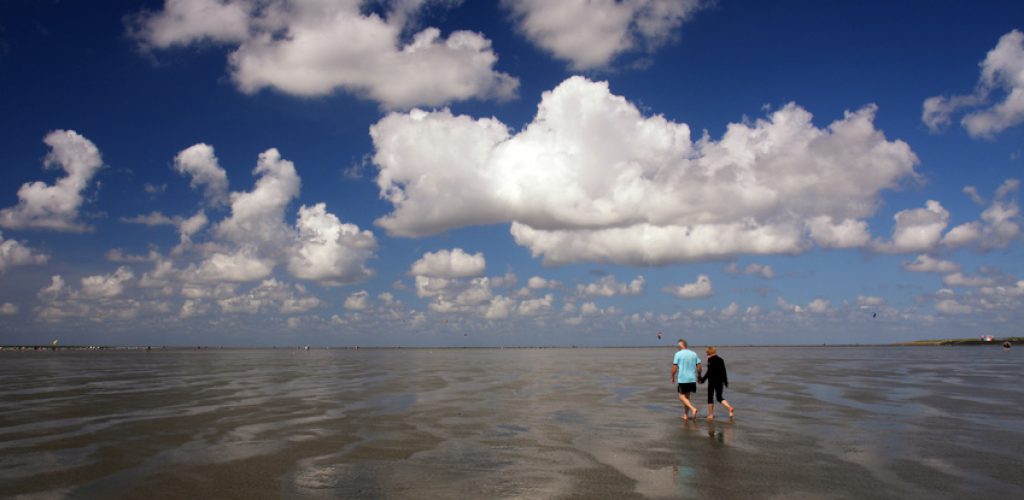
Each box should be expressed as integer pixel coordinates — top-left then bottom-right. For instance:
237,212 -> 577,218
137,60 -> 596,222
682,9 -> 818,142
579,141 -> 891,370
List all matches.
672,339 -> 735,420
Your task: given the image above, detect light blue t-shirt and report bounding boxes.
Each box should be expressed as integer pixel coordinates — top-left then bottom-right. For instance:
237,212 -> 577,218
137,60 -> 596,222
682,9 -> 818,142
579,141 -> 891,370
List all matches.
673,349 -> 700,383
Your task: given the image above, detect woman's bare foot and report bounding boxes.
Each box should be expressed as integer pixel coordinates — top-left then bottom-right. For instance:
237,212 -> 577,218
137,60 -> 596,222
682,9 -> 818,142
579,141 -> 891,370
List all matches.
681,414 -> 688,421
690,409 -> 699,420
706,414 -> 714,420
729,408 -> 735,418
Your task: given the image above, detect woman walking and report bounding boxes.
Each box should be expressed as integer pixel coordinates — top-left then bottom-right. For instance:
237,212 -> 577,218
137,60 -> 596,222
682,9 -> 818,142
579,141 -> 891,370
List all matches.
699,346 -> 734,420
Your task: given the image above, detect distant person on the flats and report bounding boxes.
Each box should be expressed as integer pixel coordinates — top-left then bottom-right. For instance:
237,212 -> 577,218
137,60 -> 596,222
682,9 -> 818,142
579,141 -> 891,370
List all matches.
699,346 -> 735,420
672,338 -> 702,420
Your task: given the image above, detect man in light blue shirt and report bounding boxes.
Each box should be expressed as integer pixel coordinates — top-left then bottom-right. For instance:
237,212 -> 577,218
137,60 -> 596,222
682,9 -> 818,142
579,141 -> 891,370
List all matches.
671,338 -> 702,420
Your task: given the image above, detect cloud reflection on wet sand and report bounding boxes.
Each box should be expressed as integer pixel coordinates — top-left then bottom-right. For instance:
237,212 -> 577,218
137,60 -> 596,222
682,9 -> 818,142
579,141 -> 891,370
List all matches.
1,347 -> 1021,498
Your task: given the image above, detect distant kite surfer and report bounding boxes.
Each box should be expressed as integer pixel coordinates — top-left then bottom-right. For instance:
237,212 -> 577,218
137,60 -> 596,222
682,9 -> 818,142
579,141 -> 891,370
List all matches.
1005,341 -> 1012,350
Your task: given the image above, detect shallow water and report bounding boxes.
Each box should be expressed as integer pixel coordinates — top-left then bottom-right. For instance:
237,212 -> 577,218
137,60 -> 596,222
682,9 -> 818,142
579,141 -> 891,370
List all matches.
1,346 -> 1021,499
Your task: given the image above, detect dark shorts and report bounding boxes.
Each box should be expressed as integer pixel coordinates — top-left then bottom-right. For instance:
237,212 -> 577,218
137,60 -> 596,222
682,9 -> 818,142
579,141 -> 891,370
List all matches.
708,383 -> 725,404
677,382 -> 697,394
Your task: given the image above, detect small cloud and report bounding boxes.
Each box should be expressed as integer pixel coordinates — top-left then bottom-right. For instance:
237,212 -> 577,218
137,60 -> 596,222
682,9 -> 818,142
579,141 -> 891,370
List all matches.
942,272 -> 996,288
720,302 -> 740,317
936,299 -> 972,315
902,255 -> 960,274
578,275 -> 645,297
144,183 -> 167,197
121,211 -> 178,226
173,143 -> 229,206
343,154 -> 373,180
807,298 -> 830,314
527,276 -> 559,289
856,295 -> 885,308
410,248 -> 486,279
963,186 -> 985,205
106,248 -> 159,263
724,262 -> 775,279
873,201 -> 949,254
0,232 -> 49,273
663,275 -> 713,299
344,290 -> 370,311
518,294 -> 553,316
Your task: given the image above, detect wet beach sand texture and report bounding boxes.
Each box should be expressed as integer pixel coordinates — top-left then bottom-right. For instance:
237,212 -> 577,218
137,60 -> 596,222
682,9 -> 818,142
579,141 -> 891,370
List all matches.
1,346 -> 1022,498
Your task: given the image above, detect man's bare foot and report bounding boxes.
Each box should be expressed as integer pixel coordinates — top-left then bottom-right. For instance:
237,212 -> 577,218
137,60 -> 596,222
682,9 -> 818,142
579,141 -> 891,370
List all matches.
706,415 -> 714,420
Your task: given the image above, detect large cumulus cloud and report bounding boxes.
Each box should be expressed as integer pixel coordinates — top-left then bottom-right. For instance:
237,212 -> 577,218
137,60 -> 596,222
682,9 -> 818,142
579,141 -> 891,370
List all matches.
132,0 -> 518,108
370,76 -> 919,265
123,144 -> 377,287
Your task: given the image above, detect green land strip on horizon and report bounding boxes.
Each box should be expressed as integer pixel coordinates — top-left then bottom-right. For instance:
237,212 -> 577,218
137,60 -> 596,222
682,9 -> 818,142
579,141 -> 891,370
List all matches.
899,337 -> 1022,346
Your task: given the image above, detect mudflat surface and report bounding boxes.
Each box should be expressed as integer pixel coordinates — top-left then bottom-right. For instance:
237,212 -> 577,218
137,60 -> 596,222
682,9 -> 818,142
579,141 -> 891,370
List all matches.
1,346 -> 1021,498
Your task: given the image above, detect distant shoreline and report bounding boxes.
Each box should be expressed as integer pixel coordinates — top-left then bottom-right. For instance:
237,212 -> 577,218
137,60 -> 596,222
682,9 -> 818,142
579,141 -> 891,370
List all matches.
896,337 -> 1020,347
1,341 -> 1016,351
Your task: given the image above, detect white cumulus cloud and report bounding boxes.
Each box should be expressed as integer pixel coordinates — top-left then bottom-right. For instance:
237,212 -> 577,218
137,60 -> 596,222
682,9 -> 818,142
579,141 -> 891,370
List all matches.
503,0 -> 703,70
409,248 -> 485,278
140,146 -> 378,286
371,76 -> 918,265
0,232 -> 49,274
807,298 -> 830,314
873,201 -> 949,254
902,254 -> 960,274
663,274 -> 712,299
578,275 -> 645,297
936,298 -> 972,315
344,290 -> 370,311
174,143 -> 230,205
289,203 -> 377,284
217,279 -> 321,314
518,293 -> 553,316
942,179 -> 1020,250
527,276 -> 558,289
923,29 -> 1024,137
0,130 -> 103,232
942,272 -> 996,288
856,295 -> 885,308
133,0 -> 518,109
81,266 -> 134,299
214,148 -> 299,249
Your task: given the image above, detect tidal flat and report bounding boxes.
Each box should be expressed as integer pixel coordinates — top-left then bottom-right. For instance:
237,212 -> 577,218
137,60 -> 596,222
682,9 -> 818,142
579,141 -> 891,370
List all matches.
1,346 -> 1021,499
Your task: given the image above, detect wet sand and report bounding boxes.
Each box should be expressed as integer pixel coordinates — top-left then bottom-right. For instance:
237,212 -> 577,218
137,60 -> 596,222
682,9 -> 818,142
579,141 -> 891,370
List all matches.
1,346 -> 1021,498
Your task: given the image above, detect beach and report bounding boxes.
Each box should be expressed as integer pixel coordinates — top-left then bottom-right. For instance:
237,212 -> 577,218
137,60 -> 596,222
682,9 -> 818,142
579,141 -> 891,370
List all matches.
1,346 -> 1021,498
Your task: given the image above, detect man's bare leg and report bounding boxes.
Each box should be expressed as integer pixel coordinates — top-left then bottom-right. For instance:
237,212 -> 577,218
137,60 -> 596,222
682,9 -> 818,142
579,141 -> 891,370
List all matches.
679,393 -> 697,420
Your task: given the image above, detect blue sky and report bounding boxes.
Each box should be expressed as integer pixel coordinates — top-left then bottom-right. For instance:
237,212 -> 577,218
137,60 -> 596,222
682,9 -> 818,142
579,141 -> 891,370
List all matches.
1,0 -> 1022,346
